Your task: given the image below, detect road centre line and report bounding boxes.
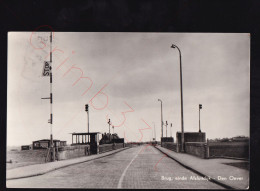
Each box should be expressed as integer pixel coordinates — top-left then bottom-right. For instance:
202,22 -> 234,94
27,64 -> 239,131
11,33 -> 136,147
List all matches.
117,147 -> 142,188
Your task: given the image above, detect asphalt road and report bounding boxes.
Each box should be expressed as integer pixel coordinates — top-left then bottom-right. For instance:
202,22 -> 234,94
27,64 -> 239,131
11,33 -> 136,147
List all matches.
7,145 -> 224,189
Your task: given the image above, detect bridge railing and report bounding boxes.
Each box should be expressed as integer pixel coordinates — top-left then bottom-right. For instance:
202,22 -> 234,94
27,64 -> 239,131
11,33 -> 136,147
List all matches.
184,142 -> 209,159
161,142 -> 178,152
98,143 -> 125,154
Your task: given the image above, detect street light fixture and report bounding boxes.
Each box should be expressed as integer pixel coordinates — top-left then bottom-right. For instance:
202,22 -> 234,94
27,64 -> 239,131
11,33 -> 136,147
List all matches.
171,44 -> 185,152
158,99 -> 163,144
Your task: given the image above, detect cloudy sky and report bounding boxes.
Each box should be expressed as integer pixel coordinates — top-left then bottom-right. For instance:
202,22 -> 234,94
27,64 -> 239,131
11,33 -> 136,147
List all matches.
7,32 -> 250,146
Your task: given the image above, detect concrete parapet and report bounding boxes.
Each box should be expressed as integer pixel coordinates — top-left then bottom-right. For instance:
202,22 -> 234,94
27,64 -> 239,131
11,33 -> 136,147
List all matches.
99,144 -> 113,153
161,142 -> 178,152
184,142 -> 208,159
58,145 -> 90,160
99,143 -> 124,153
208,141 -> 249,159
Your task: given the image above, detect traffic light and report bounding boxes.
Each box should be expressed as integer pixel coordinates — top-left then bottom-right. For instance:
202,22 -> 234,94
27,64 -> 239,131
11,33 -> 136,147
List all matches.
85,104 -> 89,112
199,104 -> 202,109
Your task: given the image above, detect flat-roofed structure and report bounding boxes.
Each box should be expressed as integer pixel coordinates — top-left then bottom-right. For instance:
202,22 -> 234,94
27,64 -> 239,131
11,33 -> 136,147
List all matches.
71,132 -> 101,154
21,145 -> 32,150
32,139 -> 67,150
71,132 -> 101,145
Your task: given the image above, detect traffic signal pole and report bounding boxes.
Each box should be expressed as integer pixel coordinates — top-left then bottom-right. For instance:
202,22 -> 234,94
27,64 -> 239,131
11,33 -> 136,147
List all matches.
85,104 -> 89,143
199,104 -> 202,133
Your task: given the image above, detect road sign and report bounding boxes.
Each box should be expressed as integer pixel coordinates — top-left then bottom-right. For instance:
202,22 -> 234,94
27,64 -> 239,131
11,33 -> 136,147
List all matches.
42,61 -> 51,76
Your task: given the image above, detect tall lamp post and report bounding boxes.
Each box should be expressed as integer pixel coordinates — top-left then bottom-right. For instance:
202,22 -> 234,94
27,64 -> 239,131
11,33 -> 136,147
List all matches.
153,122 -> 156,141
199,104 -> 202,132
158,99 -> 163,144
171,44 -> 185,152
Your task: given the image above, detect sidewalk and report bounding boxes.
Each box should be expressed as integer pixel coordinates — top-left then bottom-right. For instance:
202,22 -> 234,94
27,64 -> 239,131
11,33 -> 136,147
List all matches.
7,147 -> 129,180
156,146 -> 249,189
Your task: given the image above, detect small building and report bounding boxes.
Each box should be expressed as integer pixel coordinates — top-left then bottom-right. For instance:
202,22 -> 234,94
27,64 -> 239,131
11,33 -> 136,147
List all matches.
71,132 -> 101,154
32,139 -> 67,150
21,145 -> 32,150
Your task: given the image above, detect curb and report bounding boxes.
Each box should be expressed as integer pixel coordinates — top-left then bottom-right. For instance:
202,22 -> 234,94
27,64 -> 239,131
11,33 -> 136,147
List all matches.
209,156 -> 249,161
154,146 -> 239,190
7,147 -> 130,180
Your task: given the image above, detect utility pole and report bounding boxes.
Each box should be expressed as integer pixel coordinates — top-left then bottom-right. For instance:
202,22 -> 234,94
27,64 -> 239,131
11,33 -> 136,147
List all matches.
112,125 -> 114,134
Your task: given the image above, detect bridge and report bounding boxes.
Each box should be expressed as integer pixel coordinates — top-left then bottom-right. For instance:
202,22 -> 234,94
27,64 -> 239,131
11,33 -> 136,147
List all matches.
6,143 -> 248,189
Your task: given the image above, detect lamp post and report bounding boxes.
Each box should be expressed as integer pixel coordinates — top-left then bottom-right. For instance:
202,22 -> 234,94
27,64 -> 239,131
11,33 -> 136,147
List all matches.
158,99 -> 163,144
171,44 -> 185,152
199,104 -> 202,133
153,122 -> 156,141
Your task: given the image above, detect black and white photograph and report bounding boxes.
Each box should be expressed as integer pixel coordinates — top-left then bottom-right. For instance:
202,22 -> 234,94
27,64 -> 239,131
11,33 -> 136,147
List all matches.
6,32 -> 250,189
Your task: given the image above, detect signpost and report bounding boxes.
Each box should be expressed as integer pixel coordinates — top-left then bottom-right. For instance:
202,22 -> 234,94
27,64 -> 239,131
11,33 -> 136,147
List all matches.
42,61 -> 51,76
41,32 -> 55,162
